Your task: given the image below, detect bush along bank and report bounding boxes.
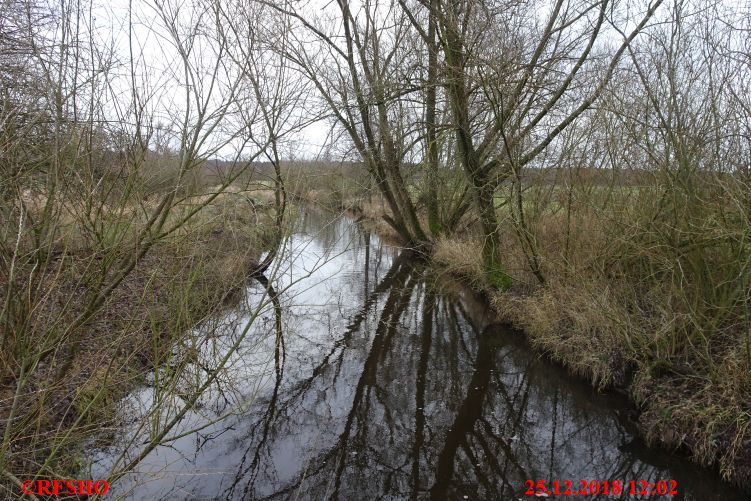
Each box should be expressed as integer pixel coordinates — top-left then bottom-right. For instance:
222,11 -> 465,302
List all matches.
0,188 -> 276,486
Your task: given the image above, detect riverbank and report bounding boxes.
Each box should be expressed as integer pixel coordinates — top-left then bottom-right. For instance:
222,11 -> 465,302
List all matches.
489,272 -> 751,491
0,187 -> 275,484
350,197 -> 751,492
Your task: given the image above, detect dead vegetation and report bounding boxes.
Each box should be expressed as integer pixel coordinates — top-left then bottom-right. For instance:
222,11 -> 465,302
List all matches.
349,155 -> 751,489
487,169 -> 751,486
432,236 -> 486,290
0,180 -> 273,479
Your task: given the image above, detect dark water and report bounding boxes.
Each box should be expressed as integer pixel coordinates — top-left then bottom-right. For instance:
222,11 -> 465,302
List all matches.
92,211 -> 747,500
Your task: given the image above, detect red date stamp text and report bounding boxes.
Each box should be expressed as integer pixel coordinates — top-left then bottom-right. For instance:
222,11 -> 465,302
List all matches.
524,479 -> 678,496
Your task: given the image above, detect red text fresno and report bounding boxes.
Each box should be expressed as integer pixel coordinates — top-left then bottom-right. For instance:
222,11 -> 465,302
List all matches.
21,479 -> 109,495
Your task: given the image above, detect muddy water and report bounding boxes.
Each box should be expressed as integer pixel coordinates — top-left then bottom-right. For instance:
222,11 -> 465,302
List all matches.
92,210 -> 746,500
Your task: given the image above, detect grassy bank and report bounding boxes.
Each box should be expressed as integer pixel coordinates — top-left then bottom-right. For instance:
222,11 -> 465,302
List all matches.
0,184 -> 276,490
352,173 -> 751,491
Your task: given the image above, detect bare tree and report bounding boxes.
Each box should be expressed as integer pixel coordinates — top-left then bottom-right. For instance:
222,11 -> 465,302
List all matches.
0,0 -> 308,489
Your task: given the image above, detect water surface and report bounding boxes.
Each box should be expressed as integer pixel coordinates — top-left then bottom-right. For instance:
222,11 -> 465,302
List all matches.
92,210 -> 746,500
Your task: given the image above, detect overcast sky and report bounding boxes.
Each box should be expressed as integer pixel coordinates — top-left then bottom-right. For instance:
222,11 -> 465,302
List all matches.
88,0 -> 332,161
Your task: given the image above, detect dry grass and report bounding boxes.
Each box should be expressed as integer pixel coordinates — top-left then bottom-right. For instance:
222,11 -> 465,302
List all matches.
487,176 -> 751,488
0,183 -> 272,480
354,198 -> 406,244
630,335 -> 751,483
491,279 -> 637,389
431,235 -> 486,289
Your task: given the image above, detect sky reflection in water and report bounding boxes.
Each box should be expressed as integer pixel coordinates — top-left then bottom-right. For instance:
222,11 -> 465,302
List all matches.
91,210 -> 746,500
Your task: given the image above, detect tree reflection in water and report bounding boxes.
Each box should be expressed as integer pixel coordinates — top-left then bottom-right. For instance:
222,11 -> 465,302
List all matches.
96,212 -> 745,500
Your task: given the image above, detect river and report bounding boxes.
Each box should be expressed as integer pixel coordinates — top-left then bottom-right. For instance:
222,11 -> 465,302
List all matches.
90,210 -> 747,500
